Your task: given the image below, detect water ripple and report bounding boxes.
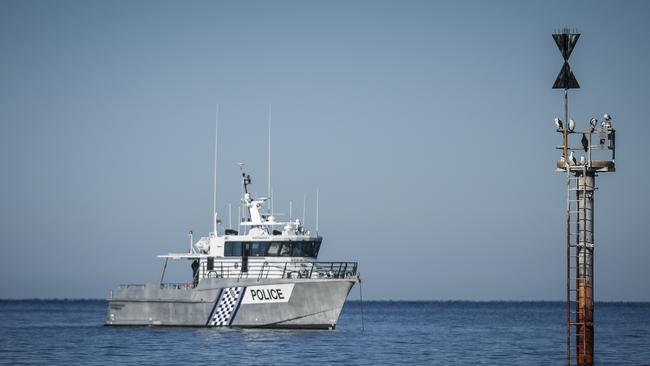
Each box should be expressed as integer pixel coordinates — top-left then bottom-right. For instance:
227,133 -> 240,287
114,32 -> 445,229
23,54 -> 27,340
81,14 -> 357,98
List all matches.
0,301 -> 648,365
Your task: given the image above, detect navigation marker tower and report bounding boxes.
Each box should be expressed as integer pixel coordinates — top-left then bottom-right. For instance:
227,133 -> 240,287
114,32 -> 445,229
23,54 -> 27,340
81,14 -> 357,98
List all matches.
552,29 -> 617,366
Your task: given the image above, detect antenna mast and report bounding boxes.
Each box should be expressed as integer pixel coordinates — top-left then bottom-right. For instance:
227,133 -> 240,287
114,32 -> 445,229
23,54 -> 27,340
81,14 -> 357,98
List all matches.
213,104 -> 219,234
267,104 -> 272,203
302,194 -> 306,226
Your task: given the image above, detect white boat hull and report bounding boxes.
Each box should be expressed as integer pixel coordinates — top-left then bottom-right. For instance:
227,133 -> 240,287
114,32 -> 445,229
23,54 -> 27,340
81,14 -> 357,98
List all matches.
105,277 -> 357,329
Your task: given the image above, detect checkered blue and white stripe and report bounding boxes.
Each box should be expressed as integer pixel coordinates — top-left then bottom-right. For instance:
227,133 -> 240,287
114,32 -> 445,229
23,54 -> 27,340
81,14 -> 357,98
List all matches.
209,287 -> 243,326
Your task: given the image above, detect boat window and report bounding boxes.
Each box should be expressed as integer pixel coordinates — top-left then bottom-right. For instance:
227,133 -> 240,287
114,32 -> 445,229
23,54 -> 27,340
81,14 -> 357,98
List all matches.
224,240 -> 321,257
313,241 -> 321,257
249,242 -> 268,257
267,242 -> 281,256
207,257 -> 214,270
292,242 -> 305,256
302,242 -> 313,257
302,241 -> 322,257
256,242 -> 270,256
224,242 -> 242,256
279,243 -> 293,256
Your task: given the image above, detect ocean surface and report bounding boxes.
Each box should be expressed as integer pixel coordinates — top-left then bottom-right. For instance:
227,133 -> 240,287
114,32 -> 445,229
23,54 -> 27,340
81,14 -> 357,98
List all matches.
0,300 -> 648,365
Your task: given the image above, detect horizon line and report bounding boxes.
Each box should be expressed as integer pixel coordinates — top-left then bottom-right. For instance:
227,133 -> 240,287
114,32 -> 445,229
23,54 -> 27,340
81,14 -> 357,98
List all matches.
1,298 -> 649,304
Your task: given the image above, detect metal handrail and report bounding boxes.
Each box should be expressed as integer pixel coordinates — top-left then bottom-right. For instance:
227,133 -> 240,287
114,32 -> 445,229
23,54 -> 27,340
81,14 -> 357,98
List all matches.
120,261 -> 358,290
159,282 -> 194,290
205,260 -> 358,280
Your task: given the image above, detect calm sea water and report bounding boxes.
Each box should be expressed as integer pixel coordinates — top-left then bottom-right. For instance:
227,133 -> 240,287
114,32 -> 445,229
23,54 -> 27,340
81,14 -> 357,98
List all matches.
0,300 -> 648,365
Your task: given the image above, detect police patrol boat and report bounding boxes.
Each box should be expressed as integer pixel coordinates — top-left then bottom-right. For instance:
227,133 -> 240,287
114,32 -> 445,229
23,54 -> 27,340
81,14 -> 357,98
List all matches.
106,169 -> 359,329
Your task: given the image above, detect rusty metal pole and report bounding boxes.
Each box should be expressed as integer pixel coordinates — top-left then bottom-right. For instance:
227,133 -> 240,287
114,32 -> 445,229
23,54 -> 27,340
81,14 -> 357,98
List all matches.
565,171 -> 572,366
576,172 -> 595,366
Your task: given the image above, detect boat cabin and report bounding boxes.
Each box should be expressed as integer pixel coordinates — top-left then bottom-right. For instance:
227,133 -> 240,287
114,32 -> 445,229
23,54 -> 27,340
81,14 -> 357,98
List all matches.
156,171 -> 356,287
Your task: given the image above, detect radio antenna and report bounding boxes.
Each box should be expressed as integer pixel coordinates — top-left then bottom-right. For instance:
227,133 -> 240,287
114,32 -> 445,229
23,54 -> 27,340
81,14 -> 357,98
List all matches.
267,104 -> 272,203
212,104 -> 219,234
316,188 -> 319,234
302,193 -> 306,226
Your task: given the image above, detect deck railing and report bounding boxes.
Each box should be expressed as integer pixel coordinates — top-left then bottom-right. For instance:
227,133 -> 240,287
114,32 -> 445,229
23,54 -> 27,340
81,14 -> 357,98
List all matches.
204,261 -> 358,281
118,283 -> 194,290
118,261 -> 358,291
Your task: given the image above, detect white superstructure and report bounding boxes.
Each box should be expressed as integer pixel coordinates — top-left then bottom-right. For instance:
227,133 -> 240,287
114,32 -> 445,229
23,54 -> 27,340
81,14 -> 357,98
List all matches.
158,170 -> 353,286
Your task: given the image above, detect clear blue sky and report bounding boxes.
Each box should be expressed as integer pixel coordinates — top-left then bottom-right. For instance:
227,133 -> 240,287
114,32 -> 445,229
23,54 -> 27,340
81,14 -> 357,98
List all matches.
1,0 -> 649,300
